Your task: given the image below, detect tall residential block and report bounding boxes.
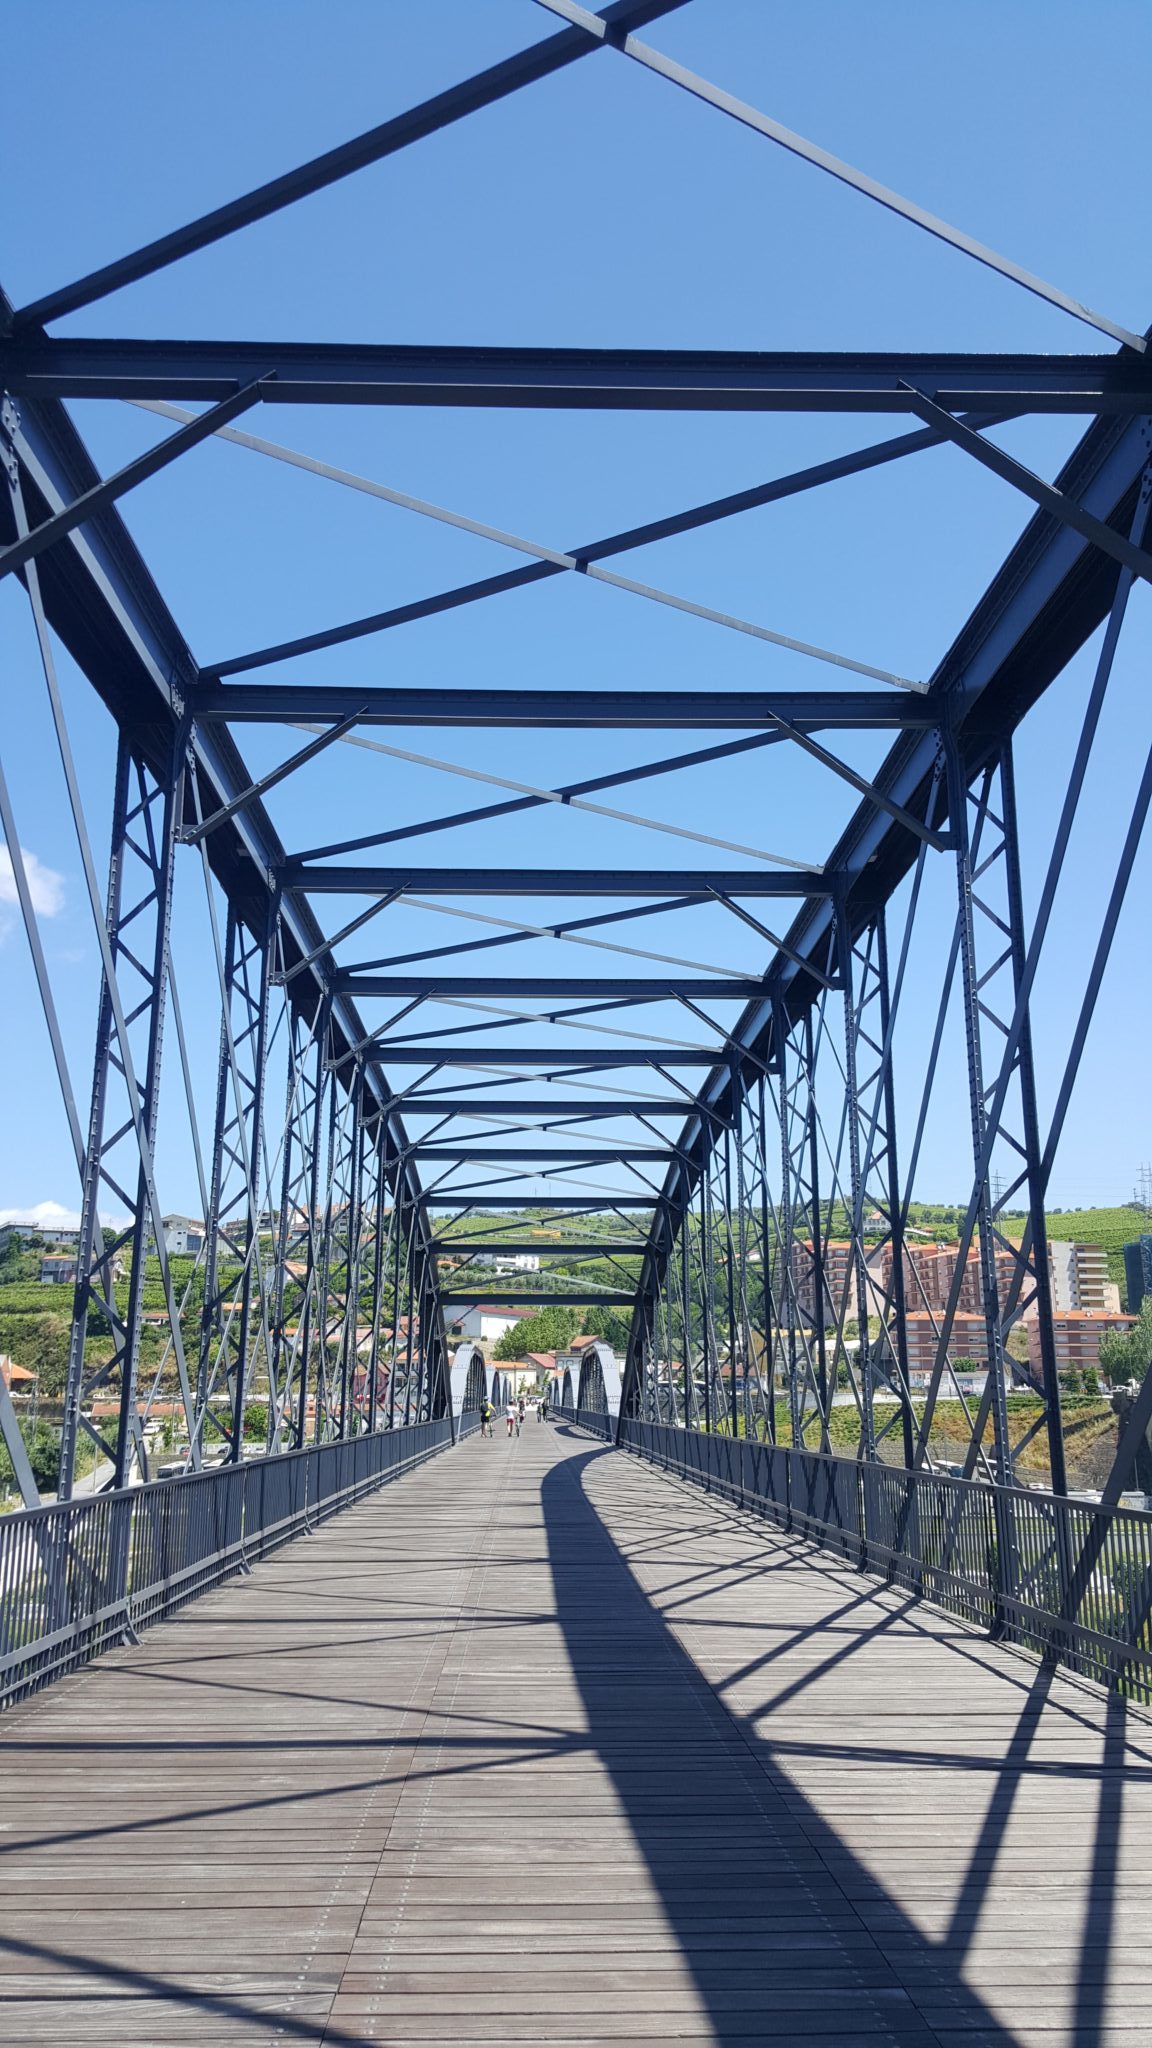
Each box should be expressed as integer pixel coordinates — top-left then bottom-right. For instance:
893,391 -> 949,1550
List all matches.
1048,1240 -> 1112,1313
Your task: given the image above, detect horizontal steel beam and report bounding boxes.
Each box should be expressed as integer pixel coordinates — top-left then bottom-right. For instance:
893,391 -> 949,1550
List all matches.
442,1291 -> 634,1306
341,975 -> 763,999
7,340 -> 1150,413
195,684 -> 932,729
414,1145 -> 677,1162
435,1241 -> 647,1255
426,1195 -> 658,1209
290,865 -> 826,896
372,1046 -> 719,1065
403,1099 -> 691,1115
432,1236 -> 639,1253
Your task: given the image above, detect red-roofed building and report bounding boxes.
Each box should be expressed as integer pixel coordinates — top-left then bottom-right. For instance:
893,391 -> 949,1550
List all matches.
523,1352 -> 557,1374
1027,1310 -> 1136,1378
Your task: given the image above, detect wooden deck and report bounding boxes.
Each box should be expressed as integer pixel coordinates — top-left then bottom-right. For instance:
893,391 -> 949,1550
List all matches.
1,1421 -> 1150,2046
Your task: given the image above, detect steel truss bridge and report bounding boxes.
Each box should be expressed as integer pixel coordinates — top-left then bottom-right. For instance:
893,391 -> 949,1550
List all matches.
3,0 -> 1152,1738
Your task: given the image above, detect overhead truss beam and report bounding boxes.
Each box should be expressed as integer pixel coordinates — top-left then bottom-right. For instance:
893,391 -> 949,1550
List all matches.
195,685 -> 933,729
6,341 -> 1150,411
290,866 -> 829,896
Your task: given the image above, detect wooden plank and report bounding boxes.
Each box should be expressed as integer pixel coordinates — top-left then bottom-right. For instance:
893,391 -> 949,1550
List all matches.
0,1418 -> 1149,2043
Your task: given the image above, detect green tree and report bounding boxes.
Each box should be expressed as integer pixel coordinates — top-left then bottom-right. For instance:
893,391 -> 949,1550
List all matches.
1081,1366 -> 1101,1399
1063,1364 -> 1082,1396
1099,1301 -> 1152,1386
582,1304 -> 631,1352
3,1313 -> 72,1394
493,1306 -> 579,1361
243,1401 -> 270,1443
10,1423 -> 64,1493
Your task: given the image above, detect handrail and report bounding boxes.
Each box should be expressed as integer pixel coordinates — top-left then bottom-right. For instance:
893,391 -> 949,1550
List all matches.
0,1418 -> 468,1711
553,1408 -> 1152,1702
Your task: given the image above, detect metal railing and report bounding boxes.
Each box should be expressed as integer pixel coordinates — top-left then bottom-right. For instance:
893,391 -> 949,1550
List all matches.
0,1418 -> 459,1711
554,1409 -> 1152,1701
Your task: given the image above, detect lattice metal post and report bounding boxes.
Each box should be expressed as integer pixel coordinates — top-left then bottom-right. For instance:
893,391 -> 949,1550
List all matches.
676,1196 -> 684,1425
198,897 -> 276,1461
335,1075 -> 364,1438
774,999 -> 831,1451
837,895 -> 878,1461
364,1118 -> 388,1434
313,1070 -> 339,1440
876,912 -> 916,1471
699,1170 -> 713,1435
723,1127 -> 739,1435
296,998 -> 330,1447
803,1009 -> 831,1440
388,1190 -> 402,1429
59,734 -> 190,1497
999,740 -> 1067,1497
775,1005 -> 803,1450
945,728 -> 1014,1485
269,998 -> 327,1450
232,900 -> 274,1458
757,1074 -> 778,1445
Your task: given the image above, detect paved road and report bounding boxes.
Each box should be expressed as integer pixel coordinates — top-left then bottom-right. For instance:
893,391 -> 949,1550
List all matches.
0,1421 -> 1148,2044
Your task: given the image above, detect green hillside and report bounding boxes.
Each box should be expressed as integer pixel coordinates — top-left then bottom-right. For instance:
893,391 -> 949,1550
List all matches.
1001,1207 -> 1145,1299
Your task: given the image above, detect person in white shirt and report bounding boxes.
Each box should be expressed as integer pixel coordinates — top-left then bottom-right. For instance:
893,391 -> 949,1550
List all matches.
506,1401 -> 518,1438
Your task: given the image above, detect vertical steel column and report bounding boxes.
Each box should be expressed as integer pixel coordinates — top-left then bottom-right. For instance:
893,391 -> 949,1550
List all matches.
699,1172 -> 713,1435
804,1010 -> 830,1445
999,740 -> 1067,1496
758,1075 -> 777,1446
60,735 -> 187,1496
776,1008 -> 803,1450
401,1201 -> 416,1424
295,997 -> 330,1449
945,730 -> 1014,1484
365,1125 -> 388,1434
417,1245 -> 431,1422
228,899 -> 274,1461
268,1007 -> 305,1458
336,1074 -> 364,1439
314,1067 -> 339,1440
723,1127 -> 739,1436
655,1245 -> 672,1425
838,900 -> 877,1463
269,1032 -> 300,1451
111,746 -> 181,1488
876,912 -> 916,1471
388,1184 -> 402,1428
197,912 -> 234,1433
676,1196 -> 684,1425
733,1102 -> 754,1439
59,743 -> 130,1500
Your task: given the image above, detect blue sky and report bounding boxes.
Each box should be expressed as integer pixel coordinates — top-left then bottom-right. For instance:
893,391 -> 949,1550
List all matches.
1,0 -> 1149,1225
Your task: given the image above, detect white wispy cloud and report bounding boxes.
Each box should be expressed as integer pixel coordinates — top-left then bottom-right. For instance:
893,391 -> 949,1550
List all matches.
0,1199 -> 130,1233
0,1200 -> 82,1231
0,845 -> 65,918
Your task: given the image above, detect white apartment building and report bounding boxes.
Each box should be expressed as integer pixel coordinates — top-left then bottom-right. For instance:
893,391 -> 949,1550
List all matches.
453,1305 -> 527,1344
1048,1240 -> 1118,1314
160,1214 -> 205,1256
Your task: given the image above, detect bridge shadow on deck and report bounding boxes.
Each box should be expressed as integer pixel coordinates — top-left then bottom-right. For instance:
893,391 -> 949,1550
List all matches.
0,1428 -> 1138,2046
543,1432 -> 1132,2048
